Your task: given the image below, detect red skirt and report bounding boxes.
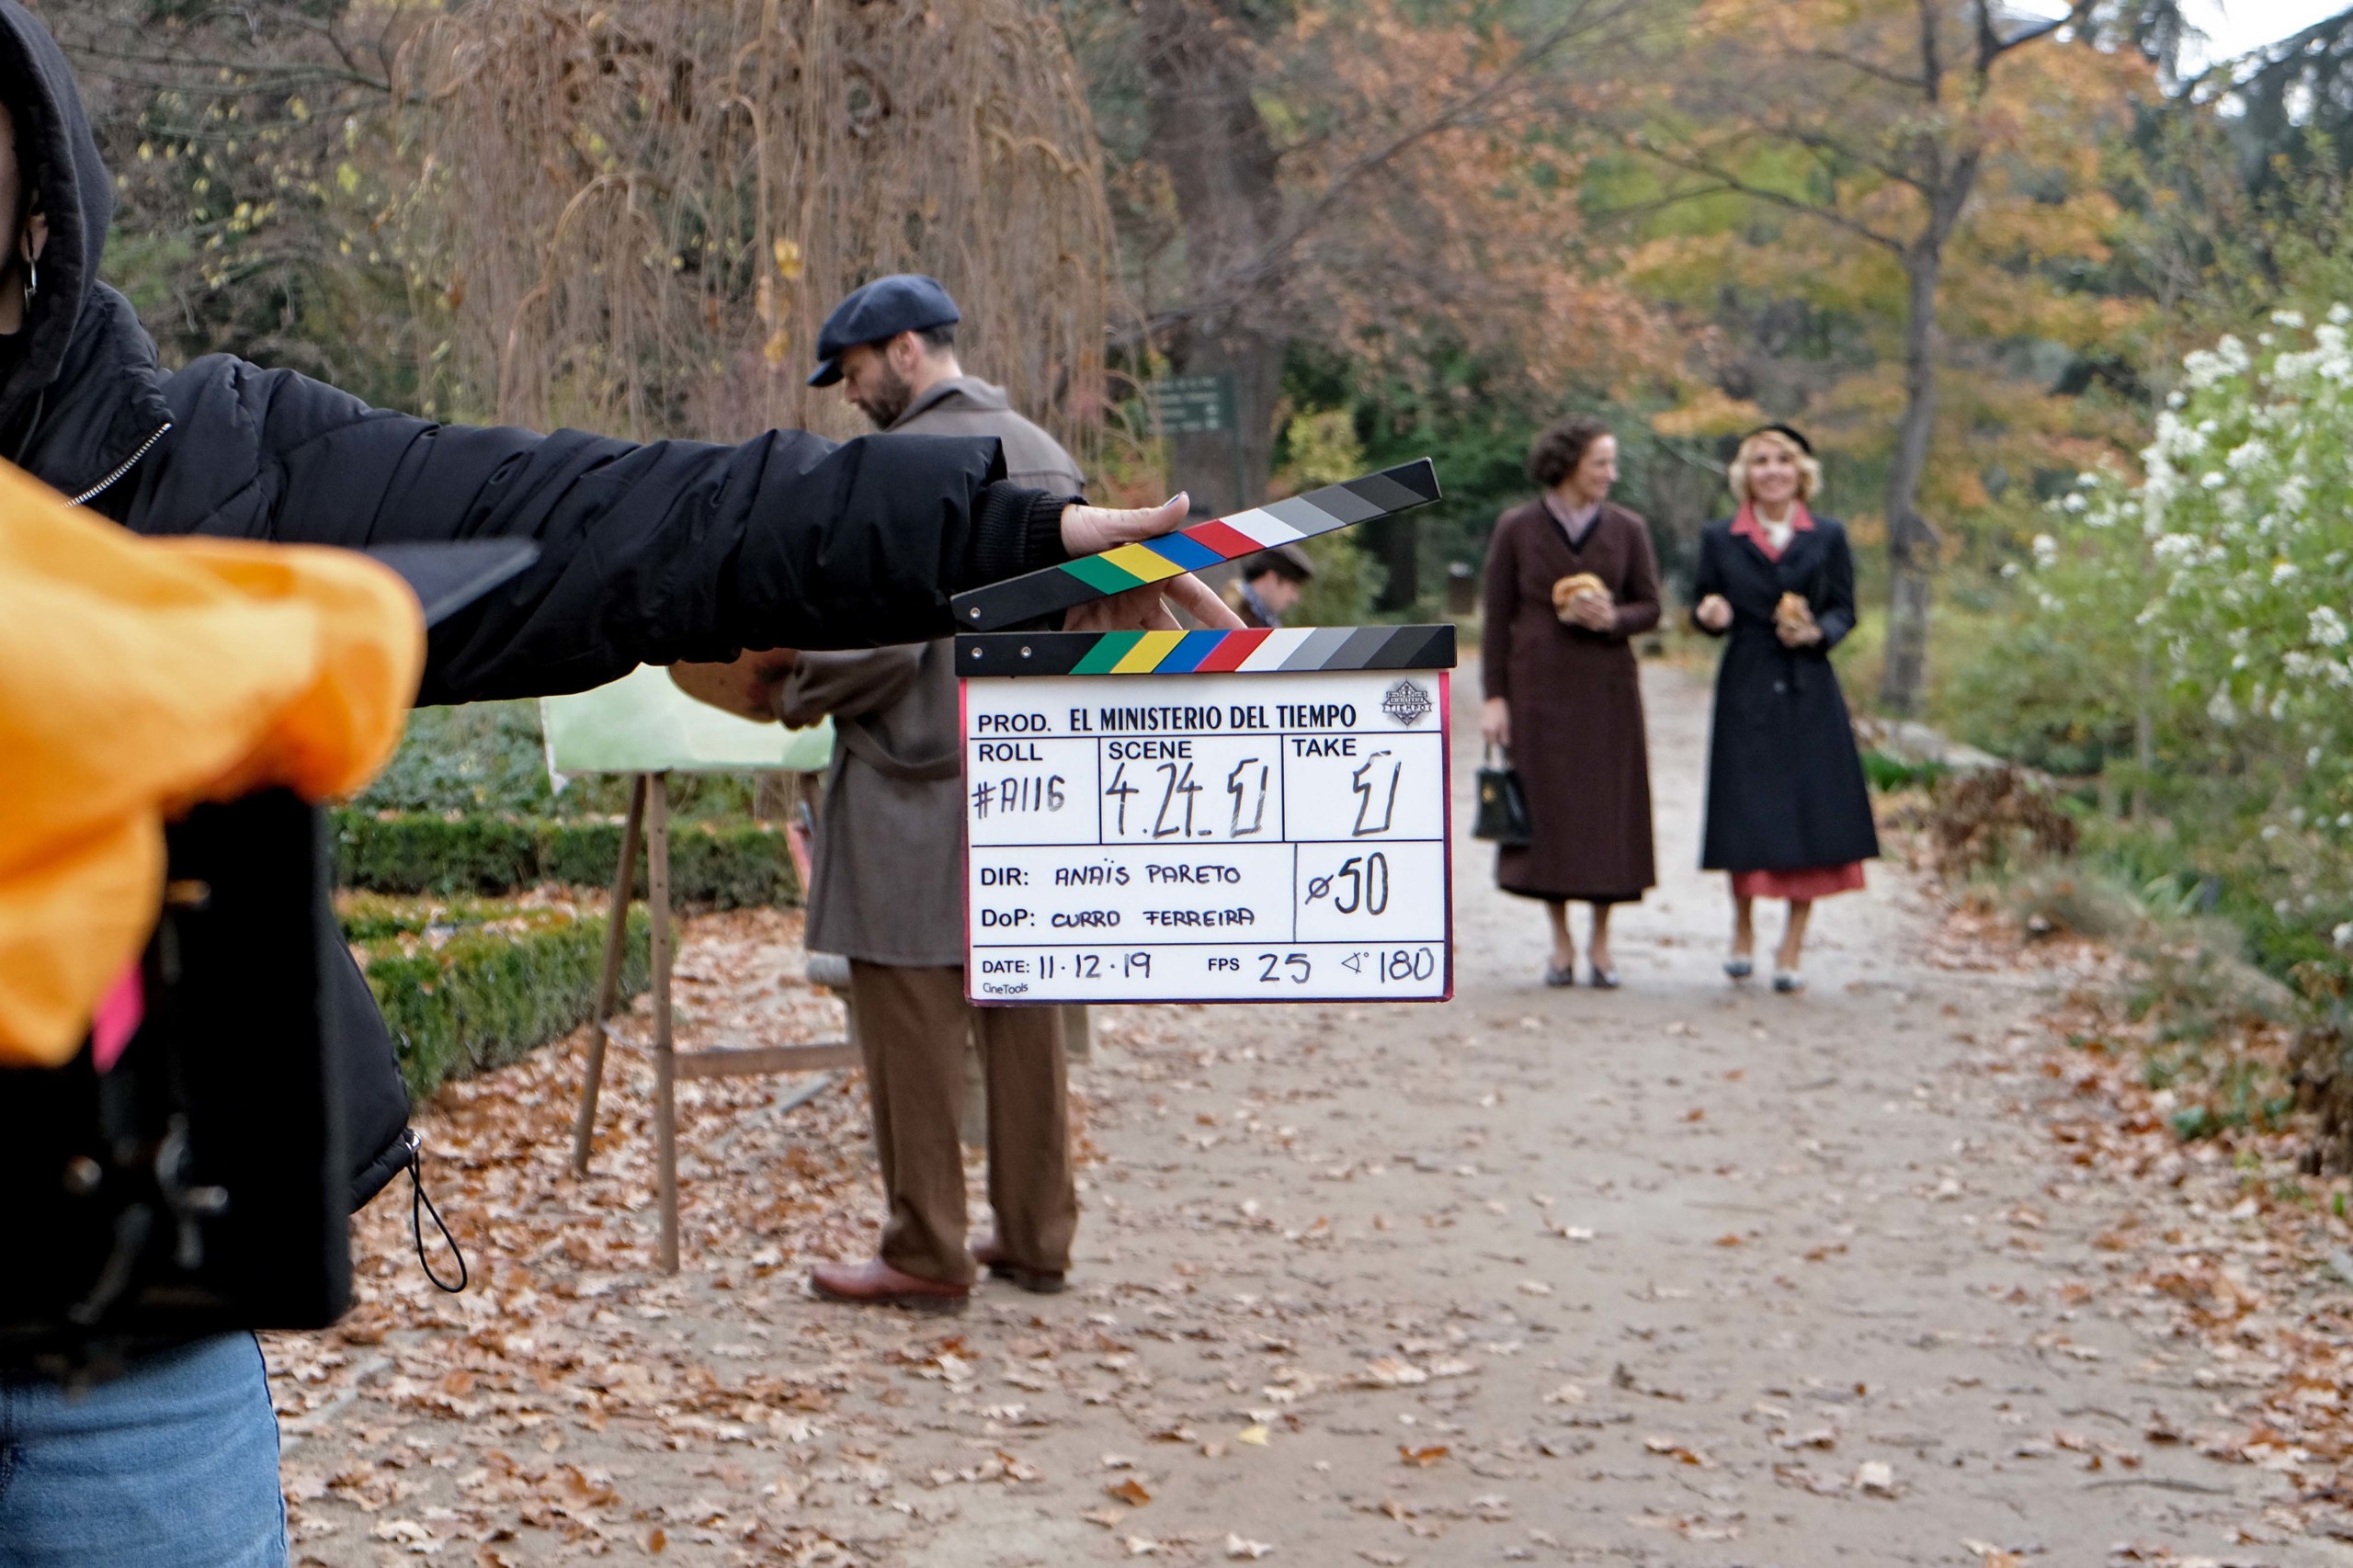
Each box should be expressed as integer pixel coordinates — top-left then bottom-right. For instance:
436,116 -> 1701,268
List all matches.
1732,862 -> 1865,902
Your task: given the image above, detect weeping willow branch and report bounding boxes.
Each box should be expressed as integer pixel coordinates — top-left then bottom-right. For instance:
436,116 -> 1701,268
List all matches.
395,0 -> 1112,458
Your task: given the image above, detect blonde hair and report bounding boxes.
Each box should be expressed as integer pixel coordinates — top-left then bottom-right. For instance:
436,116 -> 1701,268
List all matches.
1727,430 -> 1822,505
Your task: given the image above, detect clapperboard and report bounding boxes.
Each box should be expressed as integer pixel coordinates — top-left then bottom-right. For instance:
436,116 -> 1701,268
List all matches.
949,461 -> 1455,1006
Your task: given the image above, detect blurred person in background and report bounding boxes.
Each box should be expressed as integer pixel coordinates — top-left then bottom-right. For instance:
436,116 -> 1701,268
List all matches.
1227,543 -> 1314,628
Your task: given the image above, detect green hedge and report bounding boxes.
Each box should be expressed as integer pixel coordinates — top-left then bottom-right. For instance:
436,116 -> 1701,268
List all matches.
331,809 -> 799,908
341,895 -> 652,1101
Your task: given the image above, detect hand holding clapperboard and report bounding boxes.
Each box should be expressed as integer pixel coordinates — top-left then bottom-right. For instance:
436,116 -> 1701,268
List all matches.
951,460 -> 1455,1006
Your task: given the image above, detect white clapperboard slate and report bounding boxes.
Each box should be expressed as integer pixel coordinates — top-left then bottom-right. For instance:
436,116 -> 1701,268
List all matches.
946,460 -> 1454,1006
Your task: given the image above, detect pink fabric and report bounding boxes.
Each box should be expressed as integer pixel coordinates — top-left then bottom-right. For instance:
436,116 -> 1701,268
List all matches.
90,960 -> 145,1072
1730,500 -> 1815,562
1733,862 -> 1865,903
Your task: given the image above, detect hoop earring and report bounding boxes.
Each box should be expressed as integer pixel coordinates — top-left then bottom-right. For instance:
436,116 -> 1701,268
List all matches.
21,254 -> 35,311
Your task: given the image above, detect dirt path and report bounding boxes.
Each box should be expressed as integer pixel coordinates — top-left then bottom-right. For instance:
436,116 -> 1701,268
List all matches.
280,664 -> 2329,1566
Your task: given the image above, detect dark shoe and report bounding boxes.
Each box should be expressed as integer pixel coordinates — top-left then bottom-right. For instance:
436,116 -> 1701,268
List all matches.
972,1235 -> 1067,1294
1543,964 -> 1576,988
1588,966 -> 1621,990
1772,969 -> 1806,994
1724,956 -> 1755,981
810,1256 -> 969,1312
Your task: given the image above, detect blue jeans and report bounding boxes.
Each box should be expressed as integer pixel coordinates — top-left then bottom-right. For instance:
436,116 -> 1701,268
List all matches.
0,1333 -> 287,1568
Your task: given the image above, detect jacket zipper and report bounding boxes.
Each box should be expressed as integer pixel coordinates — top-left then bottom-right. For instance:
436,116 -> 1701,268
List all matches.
66,420 -> 172,507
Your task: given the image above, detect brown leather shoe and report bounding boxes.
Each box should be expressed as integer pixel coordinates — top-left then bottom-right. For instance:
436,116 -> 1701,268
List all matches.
971,1235 -> 1067,1295
809,1256 -> 969,1312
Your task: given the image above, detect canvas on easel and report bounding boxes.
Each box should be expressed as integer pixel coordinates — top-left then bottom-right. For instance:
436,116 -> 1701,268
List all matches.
542,666 -> 849,1273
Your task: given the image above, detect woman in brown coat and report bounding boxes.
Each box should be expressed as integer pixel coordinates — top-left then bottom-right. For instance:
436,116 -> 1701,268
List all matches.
1480,415 -> 1662,987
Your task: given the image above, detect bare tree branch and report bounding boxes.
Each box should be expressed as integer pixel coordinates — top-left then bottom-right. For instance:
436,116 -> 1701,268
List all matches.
1977,0 -> 2095,75
1628,134 -> 1909,253
1920,0 -> 1944,105
1769,120 -> 1931,192
1798,44 -> 1927,93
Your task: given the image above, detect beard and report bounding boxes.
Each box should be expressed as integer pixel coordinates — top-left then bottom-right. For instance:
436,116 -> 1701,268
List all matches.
851,364 -> 915,429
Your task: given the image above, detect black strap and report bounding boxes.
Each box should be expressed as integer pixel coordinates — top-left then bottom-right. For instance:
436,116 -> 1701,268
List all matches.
407,1138 -> 468,1294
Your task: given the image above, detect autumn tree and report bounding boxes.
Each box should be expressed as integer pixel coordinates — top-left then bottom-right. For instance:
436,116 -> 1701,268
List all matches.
1626,0 -> 2154,712
49,0 -> 424,398
1069,0 -> 1660,528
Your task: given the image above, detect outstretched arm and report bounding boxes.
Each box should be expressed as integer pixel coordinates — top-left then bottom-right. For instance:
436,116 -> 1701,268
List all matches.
156,360 -> 1222,706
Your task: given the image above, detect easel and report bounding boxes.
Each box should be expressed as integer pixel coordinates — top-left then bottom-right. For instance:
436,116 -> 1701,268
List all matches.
570,772 -> 858,1272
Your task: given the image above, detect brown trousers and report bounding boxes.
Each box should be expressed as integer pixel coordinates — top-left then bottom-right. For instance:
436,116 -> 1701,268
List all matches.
847,962 -> 1076,1286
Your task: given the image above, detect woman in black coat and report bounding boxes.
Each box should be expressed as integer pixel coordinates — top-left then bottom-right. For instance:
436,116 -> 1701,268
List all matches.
1691,425 -> 1878,993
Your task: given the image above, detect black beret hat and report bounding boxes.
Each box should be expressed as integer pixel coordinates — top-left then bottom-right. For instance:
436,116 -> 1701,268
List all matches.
809,274 -> 962,387
1741,421 -> 1813,455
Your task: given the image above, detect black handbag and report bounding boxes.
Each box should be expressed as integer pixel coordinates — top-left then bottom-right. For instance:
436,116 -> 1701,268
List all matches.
1472,745 -> 1533,847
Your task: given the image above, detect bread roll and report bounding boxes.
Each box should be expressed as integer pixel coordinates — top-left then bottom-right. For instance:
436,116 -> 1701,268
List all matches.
1552,573 -> 1609,619
668,648 -> 800,722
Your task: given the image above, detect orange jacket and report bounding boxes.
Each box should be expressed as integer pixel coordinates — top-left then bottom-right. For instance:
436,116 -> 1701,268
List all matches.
0,460 -> 422,1065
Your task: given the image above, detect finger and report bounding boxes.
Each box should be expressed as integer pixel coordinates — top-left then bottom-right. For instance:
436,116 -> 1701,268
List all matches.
1063,493 -> 1190,557
1144,597 -> 1182,632
1064,582 -> 1155,632
1165,572 -> 1245,630
1137,493 -> 1190,539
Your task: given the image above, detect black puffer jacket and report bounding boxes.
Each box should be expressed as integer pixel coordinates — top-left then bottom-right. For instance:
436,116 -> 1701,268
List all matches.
0,4 -> 1072,1204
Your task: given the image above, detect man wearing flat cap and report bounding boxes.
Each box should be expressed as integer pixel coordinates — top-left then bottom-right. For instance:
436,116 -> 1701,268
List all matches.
1228,543 -> 1315,629
782,275 -> 1087,1308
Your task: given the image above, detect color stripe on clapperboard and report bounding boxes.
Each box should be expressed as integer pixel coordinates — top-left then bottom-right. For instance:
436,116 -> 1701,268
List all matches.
948,458 -> 1443,632
956,624 -> 1457,678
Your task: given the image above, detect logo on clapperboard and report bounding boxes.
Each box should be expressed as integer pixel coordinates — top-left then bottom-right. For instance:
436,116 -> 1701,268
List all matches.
1381,678 -> 1434,727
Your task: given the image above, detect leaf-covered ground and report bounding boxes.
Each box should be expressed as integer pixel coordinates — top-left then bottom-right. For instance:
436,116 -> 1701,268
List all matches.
271,669 -> 2353,1565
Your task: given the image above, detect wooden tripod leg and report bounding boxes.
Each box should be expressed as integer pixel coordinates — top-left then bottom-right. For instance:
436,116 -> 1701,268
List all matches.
649,774 -> 680,1274
571,775 -> 649,1176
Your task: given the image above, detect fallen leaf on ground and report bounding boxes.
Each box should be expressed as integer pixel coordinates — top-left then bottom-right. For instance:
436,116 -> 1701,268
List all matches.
1360,1356 -> 1427,1388
1855,1460 -> 1896,1496
1398,1445 -> 1449,1467
1108,1477 -> 1154,1506
1225,1534 -> 1275,1559
1235,1425 -> 1269,1447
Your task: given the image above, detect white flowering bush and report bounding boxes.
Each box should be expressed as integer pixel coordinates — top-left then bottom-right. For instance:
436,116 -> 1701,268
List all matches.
2028,308 -> 2353,839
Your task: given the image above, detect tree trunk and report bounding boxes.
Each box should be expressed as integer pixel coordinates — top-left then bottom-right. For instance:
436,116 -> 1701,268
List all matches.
1370,516 -> 1420,610
1139,0 -> 1287,514
1878,244 -> 1944,716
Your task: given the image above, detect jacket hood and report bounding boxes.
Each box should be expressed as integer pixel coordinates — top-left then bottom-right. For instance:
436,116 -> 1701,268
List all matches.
0,2 -> 112,433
